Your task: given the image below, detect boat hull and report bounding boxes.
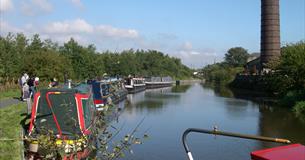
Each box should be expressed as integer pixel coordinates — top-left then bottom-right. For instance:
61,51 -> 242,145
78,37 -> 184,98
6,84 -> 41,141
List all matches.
126,85 -> 146,94
145,82 -> 173,89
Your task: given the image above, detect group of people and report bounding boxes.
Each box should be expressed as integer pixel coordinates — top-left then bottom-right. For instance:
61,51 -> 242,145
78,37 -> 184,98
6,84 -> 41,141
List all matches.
18,72 -> 66,115
19,73 -> 39,114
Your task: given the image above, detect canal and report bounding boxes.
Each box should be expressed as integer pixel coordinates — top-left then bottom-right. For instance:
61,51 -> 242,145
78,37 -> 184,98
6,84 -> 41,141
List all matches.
105,83 -> 305,160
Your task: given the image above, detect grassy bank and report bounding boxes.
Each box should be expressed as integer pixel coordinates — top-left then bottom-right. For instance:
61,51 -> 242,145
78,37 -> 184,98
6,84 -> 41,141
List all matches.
0,89 -> 20,100
0,103 -> 27,160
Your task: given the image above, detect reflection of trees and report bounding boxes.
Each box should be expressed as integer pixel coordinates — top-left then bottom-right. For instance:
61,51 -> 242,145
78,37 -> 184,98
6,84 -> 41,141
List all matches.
124,87 -> 182,114
258,104 -> 305,148
200,83 -> 234,98
201,83 -> 276,106
171,85 -> 191,93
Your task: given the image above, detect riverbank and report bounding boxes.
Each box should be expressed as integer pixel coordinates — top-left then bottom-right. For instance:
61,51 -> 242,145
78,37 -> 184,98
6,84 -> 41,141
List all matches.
0,88 -> 20,100
177,79 -> 205,85
0,103 -> 27,160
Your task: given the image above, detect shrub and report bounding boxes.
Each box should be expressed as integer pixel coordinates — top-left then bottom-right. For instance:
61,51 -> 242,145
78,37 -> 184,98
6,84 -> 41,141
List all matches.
293,101 -> 305,121
279,90 -> 305,107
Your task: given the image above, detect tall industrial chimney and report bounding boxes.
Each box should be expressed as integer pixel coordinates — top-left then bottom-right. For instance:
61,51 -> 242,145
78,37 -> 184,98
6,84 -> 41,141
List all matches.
261,0 -> 281,68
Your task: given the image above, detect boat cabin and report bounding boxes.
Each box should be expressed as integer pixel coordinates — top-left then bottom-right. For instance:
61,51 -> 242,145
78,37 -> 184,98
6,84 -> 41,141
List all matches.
124,77 -> 146,93
28,85 -> 96,139
89,80 -> 111,110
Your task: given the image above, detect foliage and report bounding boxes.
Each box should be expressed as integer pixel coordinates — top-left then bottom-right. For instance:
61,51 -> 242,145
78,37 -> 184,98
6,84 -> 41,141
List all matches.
293,101 -> 305,121
0,33 -> 191,86
278,90 -> 305,107
200,47 -> 248,84
201,62 -> 243,84
0,88 -> 20,100
96,107 -> 147,160
0,103 -> 26,160
224,47 -> 249,67
271,41 -> 305,93
265,41 -> 305,112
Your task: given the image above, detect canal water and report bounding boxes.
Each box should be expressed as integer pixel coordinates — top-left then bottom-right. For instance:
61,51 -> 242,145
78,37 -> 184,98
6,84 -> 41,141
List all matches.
105,83 -> 305,160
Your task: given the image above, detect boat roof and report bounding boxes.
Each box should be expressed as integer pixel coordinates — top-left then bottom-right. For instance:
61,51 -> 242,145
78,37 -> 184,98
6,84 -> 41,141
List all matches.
251,144 -> 305,160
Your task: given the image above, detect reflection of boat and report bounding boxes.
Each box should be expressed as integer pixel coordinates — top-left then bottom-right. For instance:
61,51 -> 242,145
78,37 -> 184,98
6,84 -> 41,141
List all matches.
182,128 -> 305,160
145,76 -> 173,89
90,78 -> 127,111
26,84 -> 97,159
124,77 -> 146,94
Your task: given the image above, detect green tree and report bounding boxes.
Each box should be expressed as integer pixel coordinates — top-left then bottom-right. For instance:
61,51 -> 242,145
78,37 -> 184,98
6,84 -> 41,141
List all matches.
225,47 -> 249,67
278,41 -> 305,90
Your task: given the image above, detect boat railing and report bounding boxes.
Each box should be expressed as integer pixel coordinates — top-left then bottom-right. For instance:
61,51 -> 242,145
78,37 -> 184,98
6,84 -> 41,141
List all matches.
182,127 -> 291,160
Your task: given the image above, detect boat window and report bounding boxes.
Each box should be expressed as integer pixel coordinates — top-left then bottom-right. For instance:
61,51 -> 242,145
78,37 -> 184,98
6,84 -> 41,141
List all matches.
101,84 -> 109,96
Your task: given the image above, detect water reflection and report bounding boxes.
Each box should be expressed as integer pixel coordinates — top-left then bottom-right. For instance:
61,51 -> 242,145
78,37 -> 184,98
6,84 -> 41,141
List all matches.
201,83 -> 305,145
124,85 -> 191,114
258,104 -> 305,148
96,83 -> 305,160
171,85 -> 191,93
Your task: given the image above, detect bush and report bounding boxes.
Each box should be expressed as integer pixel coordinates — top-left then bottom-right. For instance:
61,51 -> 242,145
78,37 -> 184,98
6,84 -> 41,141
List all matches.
279,90 -> 305,107
293,101 -> 305,121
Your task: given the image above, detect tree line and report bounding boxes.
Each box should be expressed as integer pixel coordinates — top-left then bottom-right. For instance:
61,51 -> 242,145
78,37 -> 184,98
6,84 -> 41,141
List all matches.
200,42 -> 305,117
201,47 -> 248,83
0,33 -> 192,85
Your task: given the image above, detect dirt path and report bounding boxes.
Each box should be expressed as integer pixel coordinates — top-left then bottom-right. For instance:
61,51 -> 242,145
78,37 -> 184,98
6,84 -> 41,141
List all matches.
0,98 -> 23,109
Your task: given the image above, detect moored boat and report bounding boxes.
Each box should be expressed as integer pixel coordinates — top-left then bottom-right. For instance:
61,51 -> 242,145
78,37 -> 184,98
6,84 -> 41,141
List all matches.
108,78 -> 128,104
90,80 -> 111,111
25,84 -> 97,159
145,76 -> 173,89
124,77 -> 146,94
90,78 -> 127,111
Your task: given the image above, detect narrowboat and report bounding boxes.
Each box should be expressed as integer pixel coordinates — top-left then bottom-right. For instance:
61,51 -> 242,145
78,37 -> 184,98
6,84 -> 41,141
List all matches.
145,76 -> 173,89
182,128 -> 305,160
124,77 -> 146,94
26,84 -> 97,159
90,78 -> 127,111
90,80 -> 111,111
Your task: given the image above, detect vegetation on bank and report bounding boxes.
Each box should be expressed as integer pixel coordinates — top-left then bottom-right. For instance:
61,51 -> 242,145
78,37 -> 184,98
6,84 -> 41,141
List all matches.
267,41 -> 305,117
0,103 -> 26,160
201,42 -> 305,118
0,33 -> 192,86
201,47 -> 248,84
0,88 -> 19,100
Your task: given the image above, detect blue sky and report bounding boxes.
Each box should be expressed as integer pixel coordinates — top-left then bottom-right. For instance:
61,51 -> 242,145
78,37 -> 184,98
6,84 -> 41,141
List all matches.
1,0 -> 304,68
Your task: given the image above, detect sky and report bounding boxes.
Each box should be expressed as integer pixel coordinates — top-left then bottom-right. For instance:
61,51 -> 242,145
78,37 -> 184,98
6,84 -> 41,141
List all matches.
0,0 -> 304,68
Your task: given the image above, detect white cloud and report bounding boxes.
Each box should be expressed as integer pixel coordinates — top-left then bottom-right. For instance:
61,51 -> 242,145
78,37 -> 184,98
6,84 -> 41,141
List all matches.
96,25 -> 139,39
0,0 -> 13,12
44,19 -> 93,34
172,41 -> 222,68
0,19 -> 140,47
42,19 -> 139,39
21,0 -> 53,16
182,41 -> 193,50
33,0 -> 52,12
0,20 -> 23,33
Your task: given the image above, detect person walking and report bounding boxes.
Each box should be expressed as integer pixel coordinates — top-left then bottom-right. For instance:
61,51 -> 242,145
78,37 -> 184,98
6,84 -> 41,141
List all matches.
22,81 -> 31,114
19,73 -> 29,100
34,77 -> 39,92
28,77 -> 35,99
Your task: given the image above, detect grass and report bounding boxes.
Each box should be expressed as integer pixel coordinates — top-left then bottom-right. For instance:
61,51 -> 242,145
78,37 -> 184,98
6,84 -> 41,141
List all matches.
0,88 -> 20,100
0,103 -> 27,160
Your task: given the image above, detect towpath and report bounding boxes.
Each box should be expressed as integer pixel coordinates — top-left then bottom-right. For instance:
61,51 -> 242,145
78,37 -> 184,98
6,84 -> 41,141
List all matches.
0,98 -> 23,109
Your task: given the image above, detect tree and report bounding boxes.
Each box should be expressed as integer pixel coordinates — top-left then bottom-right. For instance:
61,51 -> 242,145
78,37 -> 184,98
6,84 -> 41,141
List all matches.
224,47 -> 249,67
274,41 -> 305,91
